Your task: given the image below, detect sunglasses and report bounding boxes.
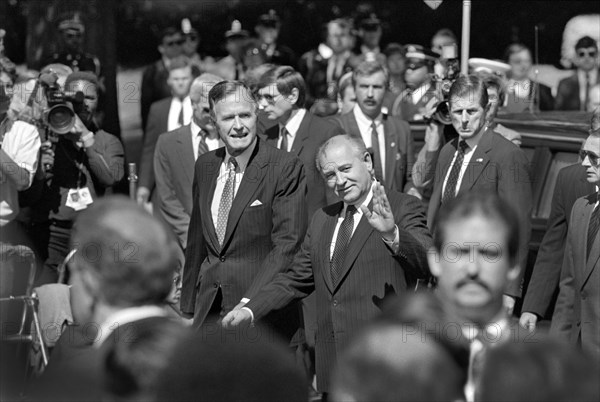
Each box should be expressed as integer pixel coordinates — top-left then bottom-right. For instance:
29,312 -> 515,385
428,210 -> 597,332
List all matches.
165,39 -> 184,47
580,150 -> 600,167
577,50 -> 597,58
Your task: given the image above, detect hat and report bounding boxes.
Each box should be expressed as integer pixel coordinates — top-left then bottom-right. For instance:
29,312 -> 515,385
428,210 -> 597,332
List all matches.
58,13 -> 85,34
257,9 -> 280,28
359,13 -> 381,30
181,18 -> 198,37
225,20 -> 249,39
403,44 -> 437,62
468,58 -> 510,76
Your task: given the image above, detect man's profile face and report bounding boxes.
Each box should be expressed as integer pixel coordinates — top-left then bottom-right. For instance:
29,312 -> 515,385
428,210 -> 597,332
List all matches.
486,87 -> 500,122
168,66 -> 193,99
191,84 -> 216,135
429,214 -> 519,314
354,71 -> 386,119
338,85 -> 356,115
581,135 -> 600,185
574,46 -> 598,72
257,83 -> 295,122
450,91 -> 489,140
320,140 -> 373,205
212,91 -> 257,157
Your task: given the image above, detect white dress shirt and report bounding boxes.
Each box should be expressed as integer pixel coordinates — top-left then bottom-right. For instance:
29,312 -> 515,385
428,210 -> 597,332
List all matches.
190,121 -> 221,161
353,105 -> 386,181
210,138 -> 257,231
277,108 -> 306,151
578,68 -> 598,109
167,96 -> 192,132
441,136 -> 480,197
95,305 -> 168,347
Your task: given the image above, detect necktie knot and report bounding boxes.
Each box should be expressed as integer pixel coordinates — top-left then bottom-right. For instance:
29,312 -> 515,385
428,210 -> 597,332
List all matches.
345,204 -> 357,218
227,157 -> 238,172
458,140 -> 469,154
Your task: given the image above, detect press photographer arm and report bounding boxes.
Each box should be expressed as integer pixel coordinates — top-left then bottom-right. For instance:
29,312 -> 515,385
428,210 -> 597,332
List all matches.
0,120 -> 41,191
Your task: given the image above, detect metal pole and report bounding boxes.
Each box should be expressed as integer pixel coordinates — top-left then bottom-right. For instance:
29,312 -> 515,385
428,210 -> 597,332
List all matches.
461,0 -> 472,75
128,163 -> 138,201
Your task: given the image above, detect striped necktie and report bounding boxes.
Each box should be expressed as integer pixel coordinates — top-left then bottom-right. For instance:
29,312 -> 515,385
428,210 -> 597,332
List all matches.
442,140 -> 469,204
216,157 -> 238,247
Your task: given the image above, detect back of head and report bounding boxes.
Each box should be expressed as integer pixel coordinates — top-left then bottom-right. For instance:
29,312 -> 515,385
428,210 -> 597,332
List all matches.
478,337 -> 600,402
449,74 -> 489,110
331,321 -> 464,402
152,326 -> 307,402
257,65 -> 307,108
70,196 -> 178,307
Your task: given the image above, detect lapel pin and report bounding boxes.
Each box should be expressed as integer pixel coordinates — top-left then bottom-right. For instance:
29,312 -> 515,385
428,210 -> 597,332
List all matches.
476,158 -> 484,163
395,153 -> 401,160
390,142 -> 396,147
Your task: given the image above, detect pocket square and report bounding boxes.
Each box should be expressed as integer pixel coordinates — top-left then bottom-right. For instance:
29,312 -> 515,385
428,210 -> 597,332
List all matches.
250,199 -> 263,207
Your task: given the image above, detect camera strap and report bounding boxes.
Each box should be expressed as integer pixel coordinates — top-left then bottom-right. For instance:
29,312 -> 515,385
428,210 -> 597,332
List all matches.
57,140 -> 86,188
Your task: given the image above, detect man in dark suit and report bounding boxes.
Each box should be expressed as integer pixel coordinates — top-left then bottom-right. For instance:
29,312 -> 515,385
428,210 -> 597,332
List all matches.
154,73 -> 223,252
31,197 -> 184,401
181,81 -> 307,342
255,10 -> 296,67
256,65 -> 343,219
555,36 -> 599,111
136,57 -> 193,206
222,134 -> 432,393
334,60 -> 416,195
299,18 -> 354,116
551,113 -> 600,366
427,75 -> 532,313
140,27 -> 184,131
519,163 -> 594,330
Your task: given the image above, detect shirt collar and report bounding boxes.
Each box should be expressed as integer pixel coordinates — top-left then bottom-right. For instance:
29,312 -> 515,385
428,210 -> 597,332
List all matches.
461,310 -> 510,342
224,137 -> 257,173
353,104 -> 382,126
361,45 -> 380,55
282,108 -> 306,137
95,305 -> 167,347
343,181 -> 375,216
190,120 -> 201,137
578,68 -> 598,83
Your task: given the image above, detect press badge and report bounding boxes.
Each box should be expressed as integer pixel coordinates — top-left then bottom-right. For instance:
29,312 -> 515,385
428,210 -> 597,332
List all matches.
66,187 -> 93,211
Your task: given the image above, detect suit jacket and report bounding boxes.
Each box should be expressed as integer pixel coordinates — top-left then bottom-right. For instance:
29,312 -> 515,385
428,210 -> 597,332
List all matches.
427,129 -> 533,297
154,124 -> 196,249
298,49 -> 353,109
246,190 -> 432,391
555,70 -> 600,111
333,111 -> 415,192
181,138 -> 307,341
522,164 -> 594,317
141,59 -> 171,131
551,192 -> 600,360
503,81 -> 554,113
138,97 -> 171,195
260,111 -> 343,219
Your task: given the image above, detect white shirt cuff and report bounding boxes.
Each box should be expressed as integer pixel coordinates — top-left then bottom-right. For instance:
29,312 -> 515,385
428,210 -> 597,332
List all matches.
382,225 -> 400,254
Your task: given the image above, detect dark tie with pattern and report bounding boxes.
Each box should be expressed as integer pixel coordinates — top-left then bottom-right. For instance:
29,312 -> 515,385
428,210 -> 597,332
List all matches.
583,72 -> 591,111
279,126 -> 289,152
370,121 -> 384,183
442,140 -> 469,204
587,196 -> 600,259
216,157 -> 237,247
330,205 -> 356,287
178,104 -> 184,126
197,131 -> 208,159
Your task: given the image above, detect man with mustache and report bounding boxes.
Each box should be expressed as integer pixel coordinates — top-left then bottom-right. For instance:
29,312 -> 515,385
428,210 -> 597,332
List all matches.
427,75 -> 532,315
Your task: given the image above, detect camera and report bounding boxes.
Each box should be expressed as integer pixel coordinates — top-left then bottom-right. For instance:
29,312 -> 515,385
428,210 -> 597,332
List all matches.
424,44 -> 460,125
39,72 -> 84,134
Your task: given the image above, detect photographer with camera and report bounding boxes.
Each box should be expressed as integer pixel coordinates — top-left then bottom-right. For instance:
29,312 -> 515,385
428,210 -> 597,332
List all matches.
36,71 -> 124,285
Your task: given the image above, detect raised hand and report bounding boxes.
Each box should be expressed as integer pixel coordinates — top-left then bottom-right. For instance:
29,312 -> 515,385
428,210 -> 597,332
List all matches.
360,182 -> 396,240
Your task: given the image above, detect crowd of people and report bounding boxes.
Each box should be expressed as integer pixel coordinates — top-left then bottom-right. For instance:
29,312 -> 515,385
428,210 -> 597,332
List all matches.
1,7 -> 600,402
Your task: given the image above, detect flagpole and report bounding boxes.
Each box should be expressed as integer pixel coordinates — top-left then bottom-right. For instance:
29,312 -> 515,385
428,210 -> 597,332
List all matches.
461,0 -> 472,74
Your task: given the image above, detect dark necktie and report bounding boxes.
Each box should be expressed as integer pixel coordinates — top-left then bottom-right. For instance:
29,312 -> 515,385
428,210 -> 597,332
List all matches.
178,104 -> 184,126
330,205 -> 356,287
279,126 -> 289,152
587,196 -> 600,259
442,140 -> 469,204
370,121 -> 384,183
216,157 -> 237,247
197,131 -> 208,159
583,72 -> 591,111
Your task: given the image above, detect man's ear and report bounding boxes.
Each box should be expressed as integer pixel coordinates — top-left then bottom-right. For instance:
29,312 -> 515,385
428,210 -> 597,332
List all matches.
363,151 -> 373,171
287,88 -> 300,106
427,248 -> 442,278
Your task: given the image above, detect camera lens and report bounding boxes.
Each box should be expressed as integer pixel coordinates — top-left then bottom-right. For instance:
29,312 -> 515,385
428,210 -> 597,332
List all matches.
48,104 -> 76,134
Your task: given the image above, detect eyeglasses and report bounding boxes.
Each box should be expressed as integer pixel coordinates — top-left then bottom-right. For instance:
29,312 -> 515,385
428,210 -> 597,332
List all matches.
577,50 -> 597,58
165,39 -> 184,47
256,92 -> 283,105
580,149 -> 600,167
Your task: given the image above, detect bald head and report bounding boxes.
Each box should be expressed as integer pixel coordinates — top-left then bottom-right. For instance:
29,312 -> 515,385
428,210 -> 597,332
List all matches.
70,196 -> 178,307
331,323 -> 464,402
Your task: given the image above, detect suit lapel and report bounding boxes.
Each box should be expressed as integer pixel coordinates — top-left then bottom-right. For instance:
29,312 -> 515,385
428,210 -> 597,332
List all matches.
176,125 -> 195,185
583,197 -> 600,288
290,112 -> 311,155
320,203 -> 343,294
341,113 -> 361,138
221,140 -> 268,249
333,204 -> 374,294
459,129 -> 493,193
201,149 -> 224,252
262,124 -> 279,148
383,117 -> 397,189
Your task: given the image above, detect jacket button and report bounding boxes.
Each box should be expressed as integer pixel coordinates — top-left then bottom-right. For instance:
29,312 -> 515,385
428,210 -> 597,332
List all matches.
581,291 -> 587,300
332,300 -> 338,307
220,256 -> 225,262
213,282 -> 220,288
